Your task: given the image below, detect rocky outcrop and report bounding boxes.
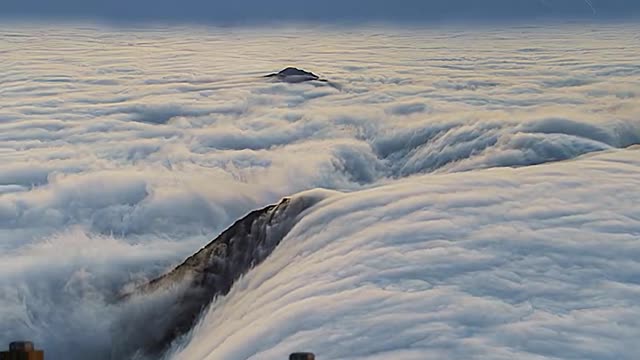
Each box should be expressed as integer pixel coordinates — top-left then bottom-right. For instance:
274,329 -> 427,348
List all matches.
265,67 -> 327,83
112,193 -> 329,359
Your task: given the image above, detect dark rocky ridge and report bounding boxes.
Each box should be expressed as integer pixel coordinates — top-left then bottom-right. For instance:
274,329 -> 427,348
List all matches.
112,195 -> 323,359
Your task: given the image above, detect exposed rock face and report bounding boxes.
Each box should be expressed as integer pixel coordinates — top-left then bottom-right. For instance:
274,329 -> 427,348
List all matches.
265,67 -> 326,83
112,195 -> 322,359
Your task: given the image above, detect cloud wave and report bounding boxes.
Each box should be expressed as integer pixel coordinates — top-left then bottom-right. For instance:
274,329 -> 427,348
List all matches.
173,147 -> 640,360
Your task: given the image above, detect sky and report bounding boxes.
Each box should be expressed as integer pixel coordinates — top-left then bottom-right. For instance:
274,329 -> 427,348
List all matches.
1,0 -> 639,23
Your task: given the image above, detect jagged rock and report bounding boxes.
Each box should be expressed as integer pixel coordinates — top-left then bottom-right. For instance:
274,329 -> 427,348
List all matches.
265,67 -> 327,83
112,195 -> 322,359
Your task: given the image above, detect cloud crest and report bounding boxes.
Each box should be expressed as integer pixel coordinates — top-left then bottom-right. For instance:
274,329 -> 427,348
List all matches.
173,148 -> 640,360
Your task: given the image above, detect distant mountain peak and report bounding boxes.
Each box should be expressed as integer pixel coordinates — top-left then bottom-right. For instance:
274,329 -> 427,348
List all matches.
265,67 -> 326,83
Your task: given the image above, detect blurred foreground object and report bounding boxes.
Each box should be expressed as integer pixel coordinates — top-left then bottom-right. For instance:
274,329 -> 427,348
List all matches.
0,342 -> 44,360
290,353 -> 315,360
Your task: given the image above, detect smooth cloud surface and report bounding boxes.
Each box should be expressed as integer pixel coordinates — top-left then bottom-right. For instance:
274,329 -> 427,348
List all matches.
0,23 -> 639,359
174,147 -> 640,360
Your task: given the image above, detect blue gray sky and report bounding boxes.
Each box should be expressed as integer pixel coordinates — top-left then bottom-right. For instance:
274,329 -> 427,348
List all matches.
1,0 -> 638,23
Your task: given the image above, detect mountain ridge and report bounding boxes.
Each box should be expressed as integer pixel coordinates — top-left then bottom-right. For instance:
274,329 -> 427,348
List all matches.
112,191 -> 334,359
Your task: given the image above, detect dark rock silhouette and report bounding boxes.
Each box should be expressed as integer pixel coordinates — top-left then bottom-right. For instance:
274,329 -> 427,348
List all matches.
112,196 -> 319,359
265,67 -> 327,83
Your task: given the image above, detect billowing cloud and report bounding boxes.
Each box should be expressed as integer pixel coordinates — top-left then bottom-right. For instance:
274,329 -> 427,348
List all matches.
173,147 -> 640,360
0,22 -> 639,359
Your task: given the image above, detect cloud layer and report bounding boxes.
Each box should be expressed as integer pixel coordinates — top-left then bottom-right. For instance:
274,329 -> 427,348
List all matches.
173,147 -> 640,360
0,22 -> 639,359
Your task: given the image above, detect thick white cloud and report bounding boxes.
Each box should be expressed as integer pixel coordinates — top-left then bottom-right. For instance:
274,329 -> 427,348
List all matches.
173,147 -> 640,360
0,22 -> 638,359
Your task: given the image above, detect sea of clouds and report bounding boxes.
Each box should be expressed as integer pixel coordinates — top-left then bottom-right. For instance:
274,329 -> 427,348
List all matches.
173,148 -> 640,360
0,22 -> 639,359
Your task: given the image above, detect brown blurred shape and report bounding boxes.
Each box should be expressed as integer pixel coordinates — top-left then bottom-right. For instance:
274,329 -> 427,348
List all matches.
0,342 -> 44,360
